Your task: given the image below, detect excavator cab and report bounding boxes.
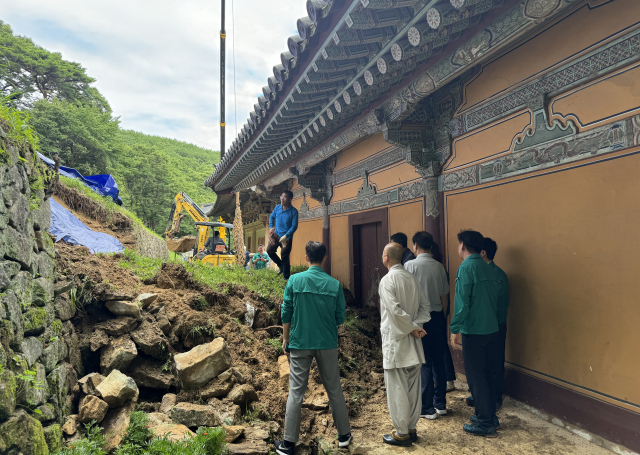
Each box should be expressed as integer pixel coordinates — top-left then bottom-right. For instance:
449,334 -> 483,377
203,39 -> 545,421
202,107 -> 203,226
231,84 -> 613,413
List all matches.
195,222 -> 235,266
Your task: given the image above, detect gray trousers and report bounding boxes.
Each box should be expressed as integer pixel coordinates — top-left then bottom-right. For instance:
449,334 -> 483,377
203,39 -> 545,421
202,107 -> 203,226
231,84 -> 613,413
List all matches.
384,365 -> 422,435
284,348 -> 351,442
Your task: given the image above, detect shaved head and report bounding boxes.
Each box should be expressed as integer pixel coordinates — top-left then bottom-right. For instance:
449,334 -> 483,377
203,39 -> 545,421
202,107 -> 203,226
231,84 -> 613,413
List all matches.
384,243 -> 403,264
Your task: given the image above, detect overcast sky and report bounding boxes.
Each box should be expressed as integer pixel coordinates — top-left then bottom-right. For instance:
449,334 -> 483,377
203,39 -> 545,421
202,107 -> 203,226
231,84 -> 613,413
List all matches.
3,0 -> 302,152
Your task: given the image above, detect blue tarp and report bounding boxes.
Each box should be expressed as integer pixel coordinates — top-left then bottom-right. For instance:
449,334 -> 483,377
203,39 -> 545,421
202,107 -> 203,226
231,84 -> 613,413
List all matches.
49,199 -> 124,254
38,153 -> 123,205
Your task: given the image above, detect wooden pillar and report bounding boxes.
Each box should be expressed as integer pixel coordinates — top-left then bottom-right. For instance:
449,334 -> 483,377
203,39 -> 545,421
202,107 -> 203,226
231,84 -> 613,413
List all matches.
322,203 -> 331,275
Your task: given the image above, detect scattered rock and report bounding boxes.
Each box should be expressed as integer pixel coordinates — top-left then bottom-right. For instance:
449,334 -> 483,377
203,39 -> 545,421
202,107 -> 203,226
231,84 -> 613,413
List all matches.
152,423 -> 195,441
227,384 -> 259,406
61,415 -> 79,436
224,425 -> 245,443
105,300 -> 141,320
227,441 -> 269,455
303,391 -> 330,411
78,373 -> 105,396
101,391 -> 138,451
20,337 -> 43,368
170,402 -> 220,428
231,367 -> 253,385
146,412 -> 172,428
54,281 -> 75,297
159,393 -> 177,414
96,316 -> 139,336
278,356 -> 290,380
54,292 -> 76,322
96,370 -> 138,408
90,329 -> 110,352
155,314 -> 171,335
34,403 -> 57,423
209,399 -> 242,426
78,395 -> 109,424
174,338 -> 232,389
201,369 -> 236,399
128,357 -> 175,389
137,401 -> 160,413
100,335 -> 137,375
130,316 -> 167,359
137,293 -> 159,309
103,291 -> 133,301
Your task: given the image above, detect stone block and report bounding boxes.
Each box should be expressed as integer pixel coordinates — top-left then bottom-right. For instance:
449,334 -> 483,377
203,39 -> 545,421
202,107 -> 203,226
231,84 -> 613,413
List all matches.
227,384 -> 259,406
159,393 -> 177,414
209,399 -> 242,426
64,326 -> 84,377
95,316 -> 138,336
227,441 -> 269,455
102,291 -> 133,301
96,370 -> 138,408
20,337 -> 43,368
34,230 -> 56,258
78,395 -> 109,424
0,370 -> 16,421
53,292 -> 75,321
151,423 -> 195,442
33,403 -> 56,423
137,293 -> 158,309
43,423 -> 62,453
174,337 -> 231,389
53,281 -> 74,297
31,199 -> 51,231
101,391 -> 138,451
23,306 -> 49,336
128,356 -> 175,389
32,277 -> 53,307
9,272 -> 31,309
201,368 -> 236,399
61,414 -> 79,436
2,291 -> 23,349
146,411 -> 171,428
170,402 -> 220,428
3,225 -> 32,268
90,329 -> 110,352
130,316 -> 167,359
41,338 -> 67,373
0,409 -> 49,455
7,191 -> 29,232
100,335 -> 137,375
224,425 -> 244,443
106,300 -> 141,320
155,314 -> 171,335
34,253 -> 56,282
78,373 -> 105,396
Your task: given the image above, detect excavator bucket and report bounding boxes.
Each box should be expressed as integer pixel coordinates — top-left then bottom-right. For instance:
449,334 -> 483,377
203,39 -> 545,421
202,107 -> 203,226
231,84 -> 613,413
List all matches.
166,235 -> 196,253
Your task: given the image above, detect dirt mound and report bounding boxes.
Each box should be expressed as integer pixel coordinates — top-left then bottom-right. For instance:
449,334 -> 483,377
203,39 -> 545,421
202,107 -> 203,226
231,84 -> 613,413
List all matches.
166,235 -> 196,253
54,183 -> 132,231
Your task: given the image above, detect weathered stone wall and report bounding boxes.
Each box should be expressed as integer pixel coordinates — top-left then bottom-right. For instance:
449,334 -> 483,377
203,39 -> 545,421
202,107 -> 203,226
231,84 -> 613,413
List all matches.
0,121 -> 81,455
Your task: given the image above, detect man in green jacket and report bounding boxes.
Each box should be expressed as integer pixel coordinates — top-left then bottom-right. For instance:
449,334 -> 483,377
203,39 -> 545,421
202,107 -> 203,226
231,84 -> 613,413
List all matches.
450,230 -> 500,437
275,242 -> 351,455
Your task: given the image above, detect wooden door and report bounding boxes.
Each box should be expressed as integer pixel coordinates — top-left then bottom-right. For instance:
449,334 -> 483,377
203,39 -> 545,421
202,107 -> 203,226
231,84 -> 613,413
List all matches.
349,208 -> 388,307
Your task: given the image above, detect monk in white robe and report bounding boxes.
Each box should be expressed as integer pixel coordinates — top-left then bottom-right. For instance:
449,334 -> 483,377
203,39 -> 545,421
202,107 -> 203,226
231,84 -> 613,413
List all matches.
379,243 -> 431,446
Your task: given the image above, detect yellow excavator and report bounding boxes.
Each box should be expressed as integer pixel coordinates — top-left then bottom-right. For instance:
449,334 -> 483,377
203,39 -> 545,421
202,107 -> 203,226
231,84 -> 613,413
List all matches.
165,192 -> 235,266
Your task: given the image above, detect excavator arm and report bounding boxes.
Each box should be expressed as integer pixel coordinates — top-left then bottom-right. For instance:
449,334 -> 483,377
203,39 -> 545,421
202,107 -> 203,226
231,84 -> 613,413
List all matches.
165,192 -> 210,252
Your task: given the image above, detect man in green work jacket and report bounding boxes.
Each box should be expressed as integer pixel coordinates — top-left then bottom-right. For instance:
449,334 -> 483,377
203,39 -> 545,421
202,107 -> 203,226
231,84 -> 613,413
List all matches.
450,230 -> 500,438
275,241 -> 351,455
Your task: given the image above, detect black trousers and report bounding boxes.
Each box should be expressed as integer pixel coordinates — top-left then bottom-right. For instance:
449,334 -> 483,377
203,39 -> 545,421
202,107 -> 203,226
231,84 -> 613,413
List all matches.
267,231 -> 293,278
421,311 -> 448,413
462,331 -> 499,429
493,322 -> 507,405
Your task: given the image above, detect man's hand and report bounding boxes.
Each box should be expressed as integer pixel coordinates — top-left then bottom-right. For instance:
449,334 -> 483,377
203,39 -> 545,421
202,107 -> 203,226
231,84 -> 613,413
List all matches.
410,328 -> 427,338
282,339 -> 290,359
269,227 -> 275,234
450,332 -> 461,349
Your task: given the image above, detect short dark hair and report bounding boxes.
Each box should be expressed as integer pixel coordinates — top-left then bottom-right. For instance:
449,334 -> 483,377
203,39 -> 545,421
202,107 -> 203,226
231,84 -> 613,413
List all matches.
305,241 -> 326,263
214,231 -> 220,237
390,232 -> 408,248
457,229 -> 484,254
483,237 -> 498,260
282,190 -> 293,199
258,244 -> 264,248
412,231 -> 434,251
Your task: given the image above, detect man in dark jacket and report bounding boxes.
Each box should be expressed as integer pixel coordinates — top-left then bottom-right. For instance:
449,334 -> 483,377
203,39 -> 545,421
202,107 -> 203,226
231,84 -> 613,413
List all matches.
390,232 -> 415,265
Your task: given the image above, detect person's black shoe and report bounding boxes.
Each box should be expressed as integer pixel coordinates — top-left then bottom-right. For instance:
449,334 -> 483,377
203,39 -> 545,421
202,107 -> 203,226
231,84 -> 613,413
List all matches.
409,430 -> 418,442
338,433 -> 352,448
276,267 -> 283,275
465,395 -> 475,407
274,439 -> 295,455
463,423 -> 498,438
382,431 -> 413,446
470,414 -> 501,429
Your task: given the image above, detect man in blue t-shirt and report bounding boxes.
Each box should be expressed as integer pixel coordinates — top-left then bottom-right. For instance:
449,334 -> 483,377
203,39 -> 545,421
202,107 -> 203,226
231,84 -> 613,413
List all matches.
252,244 -> 270,270
267,190 -> 298,279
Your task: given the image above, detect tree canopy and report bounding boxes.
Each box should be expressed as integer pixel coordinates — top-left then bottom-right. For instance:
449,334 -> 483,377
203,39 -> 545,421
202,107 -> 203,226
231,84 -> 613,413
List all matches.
0,21 -> 109,111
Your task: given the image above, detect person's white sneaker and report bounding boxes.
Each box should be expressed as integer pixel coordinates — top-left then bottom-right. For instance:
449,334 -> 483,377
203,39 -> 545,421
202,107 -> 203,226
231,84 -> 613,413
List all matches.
338,433 -> 352,448
446,381 -> 455,392
436,408 -> 448,416
420,410 -> 438,420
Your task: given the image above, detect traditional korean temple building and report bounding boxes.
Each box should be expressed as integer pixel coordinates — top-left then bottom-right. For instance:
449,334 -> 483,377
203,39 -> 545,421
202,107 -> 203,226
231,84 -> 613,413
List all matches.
206,0 -> 640,451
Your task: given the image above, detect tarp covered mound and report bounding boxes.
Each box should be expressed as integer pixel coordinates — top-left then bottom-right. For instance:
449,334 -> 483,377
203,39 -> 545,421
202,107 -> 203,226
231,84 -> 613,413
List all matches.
38,152 -> 123,205
49,199 -> 124,254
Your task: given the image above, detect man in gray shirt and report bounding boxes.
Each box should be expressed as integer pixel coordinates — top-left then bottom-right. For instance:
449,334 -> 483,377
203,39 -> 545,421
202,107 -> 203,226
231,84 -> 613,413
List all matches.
404,231 -> 450,420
